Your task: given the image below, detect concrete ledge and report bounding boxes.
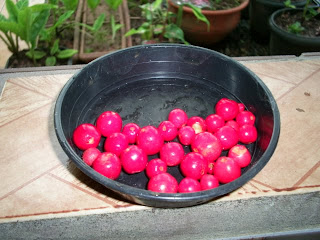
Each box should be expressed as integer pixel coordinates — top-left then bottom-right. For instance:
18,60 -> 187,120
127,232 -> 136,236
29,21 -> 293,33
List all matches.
1,192 -> 319,239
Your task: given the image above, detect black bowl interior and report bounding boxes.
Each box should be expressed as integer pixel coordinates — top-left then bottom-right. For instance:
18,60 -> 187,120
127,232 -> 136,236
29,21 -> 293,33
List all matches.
54,44 -> 280,207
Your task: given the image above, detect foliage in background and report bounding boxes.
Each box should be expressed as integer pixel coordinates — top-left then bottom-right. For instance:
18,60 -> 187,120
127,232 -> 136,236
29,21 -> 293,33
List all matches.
0,0 -> 55,58
285,0 -> 319,35
125,0 -> 209,44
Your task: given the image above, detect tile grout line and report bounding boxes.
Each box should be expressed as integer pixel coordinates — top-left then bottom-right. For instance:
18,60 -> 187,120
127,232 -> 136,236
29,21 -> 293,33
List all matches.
0,101 -> 53,128
8,79 -> 54,100
276,68 -> 320,101
254,71 -> 299,86
47,172 -> 126,208
293,160 -> 320,188
0,164 -> 62,202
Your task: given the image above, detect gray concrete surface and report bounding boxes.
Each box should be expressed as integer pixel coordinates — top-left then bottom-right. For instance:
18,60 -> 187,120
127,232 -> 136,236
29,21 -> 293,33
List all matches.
0,192 -> 319,239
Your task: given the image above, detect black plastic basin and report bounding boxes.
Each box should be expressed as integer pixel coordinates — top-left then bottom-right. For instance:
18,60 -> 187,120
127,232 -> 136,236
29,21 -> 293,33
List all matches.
54,44 -> 280,208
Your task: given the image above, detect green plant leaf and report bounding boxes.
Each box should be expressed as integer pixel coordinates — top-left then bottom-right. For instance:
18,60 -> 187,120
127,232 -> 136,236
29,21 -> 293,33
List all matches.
0,21 -> 20,34
111,15 -> 122,40
29,3 -> 57,12
93,13 -> 106,31
186,3 -> 210,31
51,39 -> 60,55
87,0 -> 100,11
46,56 -> 56,66
284,0 -> 296,9
104,0 -> 123,10
49,10 -> 74,32
26,50 -> 46,59
6,0 -> 19,22
125,22 -> 150,37
164,23 -> 188,44
30,9 -> 51,49
16,0 -> 28,10
153,24 -> 163,35
288,21 -> 304,35
17,7 -> 32,41
57,49 -> 78,59
61,0 -> 79,11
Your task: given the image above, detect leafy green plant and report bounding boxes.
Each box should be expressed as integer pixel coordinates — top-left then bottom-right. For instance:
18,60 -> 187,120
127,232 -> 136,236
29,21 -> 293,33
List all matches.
86,0 -> 123,43
285,0 -> 319,35
0,0 -> 55,58
125,0 -> 209,44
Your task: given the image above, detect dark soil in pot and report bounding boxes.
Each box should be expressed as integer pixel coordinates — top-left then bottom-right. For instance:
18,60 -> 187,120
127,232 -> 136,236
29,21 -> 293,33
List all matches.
274,10 -> 320,37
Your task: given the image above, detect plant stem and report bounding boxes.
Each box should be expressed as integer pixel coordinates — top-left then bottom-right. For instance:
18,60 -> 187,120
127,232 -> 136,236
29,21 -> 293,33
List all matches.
303,0 -> 310,20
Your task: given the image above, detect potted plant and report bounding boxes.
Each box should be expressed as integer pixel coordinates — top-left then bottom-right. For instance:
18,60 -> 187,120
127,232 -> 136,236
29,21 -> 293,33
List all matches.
0,0 -> 57,68
76,0 -> 132,63
167,0 -> 250,46
124,0 -> 208,44
268,0 -> 320,55
249,0 -> 306,42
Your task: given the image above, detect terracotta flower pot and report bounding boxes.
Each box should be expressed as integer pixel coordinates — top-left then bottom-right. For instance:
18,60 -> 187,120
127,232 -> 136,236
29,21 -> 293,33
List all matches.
168,0 -> 250,46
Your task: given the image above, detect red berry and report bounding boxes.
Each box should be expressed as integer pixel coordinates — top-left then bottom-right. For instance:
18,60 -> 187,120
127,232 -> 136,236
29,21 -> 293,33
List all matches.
147,173 -> 178,193
120,145 -> 148,174
137,126 -> 164,155
200,174 -> 219,190
238,103 -> 245,112
213,156 -> 241,184
160,142 -> 184,166
158,120 -> 178,141
178,178 -> 201,193
180,152 -> 208,180
191,132 -> 222,163
225,120 -> 240,132
82,147 -> 101,166
92,152 -> 122,180
228,145 -> 251,168
214,126 -> 239,150
205,114 -> 224,133
104,132 -> 129,156
178,126 -> 195,145
122,123 -> 140,144
96,111 -> 122,137
215,98 -> 239,121
168,108 -> 188,129
73,123 -> 101,150
187,116 -> 207,134
238,124 -> 258,144
146,158 -> 167,178
236,111 -> 256,126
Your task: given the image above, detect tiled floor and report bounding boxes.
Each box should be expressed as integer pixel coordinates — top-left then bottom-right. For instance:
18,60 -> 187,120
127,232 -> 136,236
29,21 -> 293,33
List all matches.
0,56 -> 319,223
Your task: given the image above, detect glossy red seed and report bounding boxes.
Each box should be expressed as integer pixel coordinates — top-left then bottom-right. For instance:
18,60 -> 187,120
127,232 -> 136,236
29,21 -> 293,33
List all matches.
92,152 -> 122,180
73,123 -> 101,150
147,173 -> 178,193
213,156 -> 241,184
178,177 -> 201,193
178,126 -> 196,145
96,111 -> 122,137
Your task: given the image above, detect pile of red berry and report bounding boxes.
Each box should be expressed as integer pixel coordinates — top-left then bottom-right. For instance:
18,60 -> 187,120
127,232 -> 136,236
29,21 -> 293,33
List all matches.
72,98 -> 258,194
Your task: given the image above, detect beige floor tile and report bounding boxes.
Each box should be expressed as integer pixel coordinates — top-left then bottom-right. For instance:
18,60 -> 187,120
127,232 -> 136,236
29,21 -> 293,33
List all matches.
0,104 -> 69,198
50,163 -> 134,207
254,70 -> 320,189
256,74 -> 295,100
0,82 -> 52,126
0,174 -> 110,219
243,60 -> 320,84
9,74 -> 72,99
